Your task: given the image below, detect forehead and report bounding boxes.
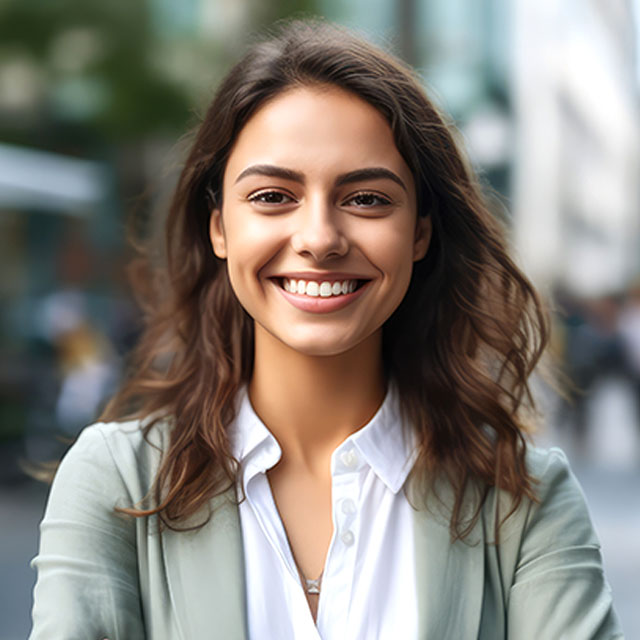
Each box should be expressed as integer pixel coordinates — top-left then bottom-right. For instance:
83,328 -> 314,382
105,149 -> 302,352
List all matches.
223,85 -> 414,188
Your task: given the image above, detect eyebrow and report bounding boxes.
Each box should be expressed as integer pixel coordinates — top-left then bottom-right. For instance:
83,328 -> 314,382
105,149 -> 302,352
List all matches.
235,164 -> 304,185
234,164 -> 407,192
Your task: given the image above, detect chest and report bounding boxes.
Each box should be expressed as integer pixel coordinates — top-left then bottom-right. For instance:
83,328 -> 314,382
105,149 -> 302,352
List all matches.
240,464 -> 419,639
267,463 -> 333,579
145,488 -> 516,640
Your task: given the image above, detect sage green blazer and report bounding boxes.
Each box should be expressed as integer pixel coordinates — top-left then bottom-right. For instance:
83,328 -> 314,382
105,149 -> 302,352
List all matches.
29,420 -> 624,639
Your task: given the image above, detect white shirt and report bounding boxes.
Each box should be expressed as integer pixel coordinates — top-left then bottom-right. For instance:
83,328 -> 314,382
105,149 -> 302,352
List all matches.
230,387 -> 419,640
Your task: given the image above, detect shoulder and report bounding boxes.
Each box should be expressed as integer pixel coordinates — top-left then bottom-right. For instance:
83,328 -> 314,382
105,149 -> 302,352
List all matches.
52,417 -> 172,505
495,449 -> 624,637
523,445 -> 595,539
524,443 -> 572,482
485,444 -> 599,554
520,444 -> 599,551
523,443 -> 581,512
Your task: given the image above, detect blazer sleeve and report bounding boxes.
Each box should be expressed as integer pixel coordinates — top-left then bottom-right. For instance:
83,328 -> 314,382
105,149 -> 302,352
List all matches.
29,425 -> 146,640
507,448 -> 624,639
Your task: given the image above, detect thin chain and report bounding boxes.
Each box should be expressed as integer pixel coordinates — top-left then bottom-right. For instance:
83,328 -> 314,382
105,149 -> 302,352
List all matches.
280,520 -> 325,596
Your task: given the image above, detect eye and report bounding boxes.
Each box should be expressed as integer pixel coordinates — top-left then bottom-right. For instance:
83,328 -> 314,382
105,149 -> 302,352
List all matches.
248,190 -> 295,205
344,192 -> 392,208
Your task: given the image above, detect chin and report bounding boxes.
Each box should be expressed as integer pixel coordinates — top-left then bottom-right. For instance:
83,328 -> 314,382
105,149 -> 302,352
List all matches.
295,344 -> 356,357
277,326 -> 376,358
280,338 -> 355,358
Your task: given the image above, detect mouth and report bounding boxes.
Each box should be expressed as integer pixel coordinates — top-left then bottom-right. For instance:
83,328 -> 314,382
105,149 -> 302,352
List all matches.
269,275 -> 372,314
274,276 -> 370,298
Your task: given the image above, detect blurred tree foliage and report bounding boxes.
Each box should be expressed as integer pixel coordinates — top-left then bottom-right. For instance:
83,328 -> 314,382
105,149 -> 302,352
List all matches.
0,0 -> 320,151
261,0 -> 320,25
0,0 -> 188,148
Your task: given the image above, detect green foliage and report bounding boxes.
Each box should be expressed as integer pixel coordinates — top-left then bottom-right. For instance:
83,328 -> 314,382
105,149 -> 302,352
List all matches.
0,0 -> 191,141
261,0 -> 322,24
0,0 -> 323,146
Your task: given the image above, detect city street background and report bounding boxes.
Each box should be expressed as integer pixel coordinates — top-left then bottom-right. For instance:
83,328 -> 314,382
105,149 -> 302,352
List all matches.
1,0 -> 639,638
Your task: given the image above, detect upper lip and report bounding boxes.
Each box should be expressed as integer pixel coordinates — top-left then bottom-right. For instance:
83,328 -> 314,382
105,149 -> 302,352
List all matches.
270,271 -> 371,281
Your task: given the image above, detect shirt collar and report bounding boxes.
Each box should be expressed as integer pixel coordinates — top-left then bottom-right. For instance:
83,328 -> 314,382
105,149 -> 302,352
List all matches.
230,387 -> 274,462
230,384 -> 416,494
342,383 -> 417,493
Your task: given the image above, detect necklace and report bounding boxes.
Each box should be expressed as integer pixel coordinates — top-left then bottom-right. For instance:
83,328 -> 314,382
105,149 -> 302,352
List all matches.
283,527 -> 324,596
292,555 -> 324,595
301,573 -> 323,595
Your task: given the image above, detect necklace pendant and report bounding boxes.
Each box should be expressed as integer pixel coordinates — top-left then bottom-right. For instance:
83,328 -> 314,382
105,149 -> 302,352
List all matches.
305,577 -> 321,595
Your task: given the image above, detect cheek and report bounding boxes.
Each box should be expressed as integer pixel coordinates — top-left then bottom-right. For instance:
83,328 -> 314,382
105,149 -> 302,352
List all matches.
223,222 -> 283,296
358,223 -> 417,282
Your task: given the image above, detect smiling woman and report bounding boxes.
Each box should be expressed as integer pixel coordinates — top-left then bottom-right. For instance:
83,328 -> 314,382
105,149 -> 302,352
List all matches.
29,19 -> 623,640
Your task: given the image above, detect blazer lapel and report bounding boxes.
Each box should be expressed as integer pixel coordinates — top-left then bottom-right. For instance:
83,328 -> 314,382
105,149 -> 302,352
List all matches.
161,489 -> 248,640
413,493 -> 486,639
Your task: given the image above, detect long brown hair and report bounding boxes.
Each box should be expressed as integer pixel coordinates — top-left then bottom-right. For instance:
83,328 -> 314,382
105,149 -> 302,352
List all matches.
101,19 -> 549,539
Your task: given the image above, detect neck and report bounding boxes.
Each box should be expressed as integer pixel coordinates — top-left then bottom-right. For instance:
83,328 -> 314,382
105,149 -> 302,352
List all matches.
249,325 -> 386,473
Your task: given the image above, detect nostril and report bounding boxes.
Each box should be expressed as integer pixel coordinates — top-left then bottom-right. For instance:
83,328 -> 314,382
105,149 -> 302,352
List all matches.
290,226 -> 349,260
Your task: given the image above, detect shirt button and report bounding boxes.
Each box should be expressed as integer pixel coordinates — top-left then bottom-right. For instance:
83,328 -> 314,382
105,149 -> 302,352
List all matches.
340,449 -> 359,468
341,530 -> 355,546
341,499 -> 357,515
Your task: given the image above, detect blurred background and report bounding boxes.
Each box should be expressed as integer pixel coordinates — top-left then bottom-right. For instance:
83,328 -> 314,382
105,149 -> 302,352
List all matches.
1,0 -> 639,637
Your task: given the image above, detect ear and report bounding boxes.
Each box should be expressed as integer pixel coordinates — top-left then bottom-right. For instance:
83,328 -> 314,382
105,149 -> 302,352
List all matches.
413,215 -> 432,261
209,208 -> 227,259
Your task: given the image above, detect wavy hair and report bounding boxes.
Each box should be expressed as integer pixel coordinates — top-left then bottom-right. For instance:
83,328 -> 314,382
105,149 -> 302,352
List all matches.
100,20 -> 549,539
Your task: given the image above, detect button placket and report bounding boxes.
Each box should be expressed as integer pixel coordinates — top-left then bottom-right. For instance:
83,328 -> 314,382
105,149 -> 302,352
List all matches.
319,469 -> 360,631
335,478 -> 359,554
333,446 -> 361,549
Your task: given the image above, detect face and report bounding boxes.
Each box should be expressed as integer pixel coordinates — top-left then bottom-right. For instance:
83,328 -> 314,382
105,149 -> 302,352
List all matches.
210,85 -> 431,357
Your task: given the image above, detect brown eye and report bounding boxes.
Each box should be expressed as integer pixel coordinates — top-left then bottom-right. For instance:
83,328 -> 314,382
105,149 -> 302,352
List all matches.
249,190 -> 294,205
346,192 -> 392,207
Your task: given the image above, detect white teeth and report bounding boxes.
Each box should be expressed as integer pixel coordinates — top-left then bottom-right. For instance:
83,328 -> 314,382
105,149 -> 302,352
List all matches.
281,278 -> 360,297
319,282 -> 332,297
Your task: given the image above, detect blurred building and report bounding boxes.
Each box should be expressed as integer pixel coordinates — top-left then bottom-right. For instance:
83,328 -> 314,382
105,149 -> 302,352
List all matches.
512,0 -> 640,296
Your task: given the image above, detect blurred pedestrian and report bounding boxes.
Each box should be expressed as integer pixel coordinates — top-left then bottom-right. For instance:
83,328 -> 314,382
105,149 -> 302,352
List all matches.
619,281 -> 640,423
558,293 -> 626,446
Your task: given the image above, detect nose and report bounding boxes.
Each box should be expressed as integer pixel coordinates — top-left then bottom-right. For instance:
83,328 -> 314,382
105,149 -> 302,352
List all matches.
290,196 -> 349,261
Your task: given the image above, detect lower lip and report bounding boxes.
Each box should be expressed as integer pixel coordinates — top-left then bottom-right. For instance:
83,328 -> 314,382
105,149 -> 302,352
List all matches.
274,281 -> 370,313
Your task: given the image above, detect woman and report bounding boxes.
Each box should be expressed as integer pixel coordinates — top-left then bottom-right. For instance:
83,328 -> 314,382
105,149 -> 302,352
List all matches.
29,20 -> 622,639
